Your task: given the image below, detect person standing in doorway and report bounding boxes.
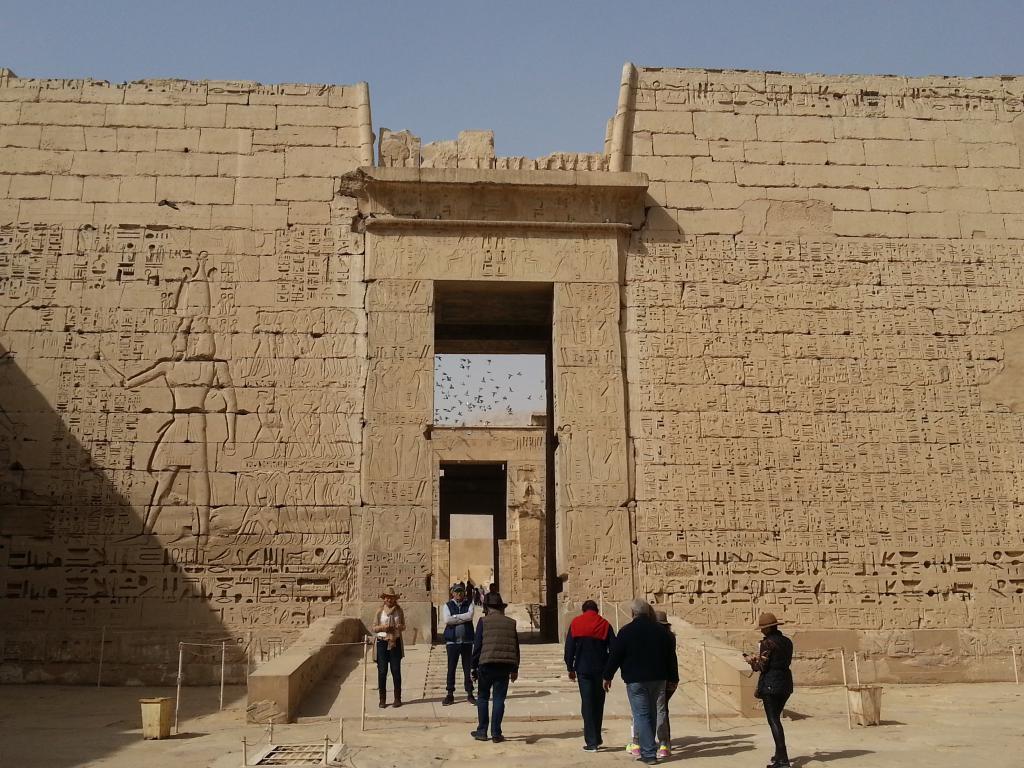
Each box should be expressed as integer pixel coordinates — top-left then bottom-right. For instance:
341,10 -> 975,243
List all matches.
603,599 -> 679,765
470,592 -> 520,743
442,582 -> 477,706
745,613 -> 794,768
653,611 -> 679,760
565,600 -> 615,752
372,587 -> 405,708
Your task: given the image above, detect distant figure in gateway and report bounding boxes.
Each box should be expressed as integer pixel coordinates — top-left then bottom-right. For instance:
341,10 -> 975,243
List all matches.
99,254 -> 236,541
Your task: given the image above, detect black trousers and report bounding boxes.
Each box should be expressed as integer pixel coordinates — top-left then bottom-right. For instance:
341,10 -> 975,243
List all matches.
376,639 -> 402,694
762,692 -> 791,762
446,642 -> 473,694
577,674 -> 606,748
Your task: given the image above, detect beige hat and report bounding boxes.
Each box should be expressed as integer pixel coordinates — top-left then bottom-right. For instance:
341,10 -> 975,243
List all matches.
757,612 -> 783,629
380,587 -> 401,599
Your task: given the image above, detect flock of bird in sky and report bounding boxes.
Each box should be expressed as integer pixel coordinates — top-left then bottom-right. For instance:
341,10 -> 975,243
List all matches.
434,354 -> 545,426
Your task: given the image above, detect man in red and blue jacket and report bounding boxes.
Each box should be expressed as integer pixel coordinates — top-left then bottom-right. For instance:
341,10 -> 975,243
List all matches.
564,600 -> 616,752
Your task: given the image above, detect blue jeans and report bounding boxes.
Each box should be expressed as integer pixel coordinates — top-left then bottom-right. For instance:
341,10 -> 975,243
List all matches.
626,680 -> 666,760
476,664 -> 513,737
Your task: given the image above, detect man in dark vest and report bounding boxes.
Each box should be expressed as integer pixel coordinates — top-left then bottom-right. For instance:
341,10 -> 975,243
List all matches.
470,592 -> 520,743
442,582 -> 476,706
565,599 -> 615,752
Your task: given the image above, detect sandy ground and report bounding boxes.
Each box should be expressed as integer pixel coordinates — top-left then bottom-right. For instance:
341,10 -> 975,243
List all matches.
1,646 -> 1022,768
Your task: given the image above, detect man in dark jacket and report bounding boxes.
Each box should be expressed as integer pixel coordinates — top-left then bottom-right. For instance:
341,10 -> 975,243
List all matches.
603,599 -> 679,765
442,582 -> 476,706
470,593 -> 520,743
565,600 -> 615,752
745,612 -> 794,768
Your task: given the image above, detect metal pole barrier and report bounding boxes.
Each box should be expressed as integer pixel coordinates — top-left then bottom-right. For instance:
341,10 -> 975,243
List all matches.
220,641 -> 227,711
701,642 -> 711,732
853,652 -> 861,685
1013,646 -> 1020,685
361,635 -> 369,732
97,625 -> 106,687
323,735 -> 329,766
241,737 -> 248,768
174,643 -> 184,735
840,649 -> 852,729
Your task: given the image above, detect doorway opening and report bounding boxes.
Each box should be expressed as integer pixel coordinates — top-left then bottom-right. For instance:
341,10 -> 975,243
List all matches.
439,462 -> 507,591
432,280 -> 557,639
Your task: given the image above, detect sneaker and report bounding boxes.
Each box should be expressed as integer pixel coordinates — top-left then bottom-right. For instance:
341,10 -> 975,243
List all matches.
626,742 -> 640,758
470,729 -> 489,741
641,758 -> 659,766
582,745 -> 599,753
467,693 -> 477,705
492,734 -> 505,743
442,693 -> 455,706
657,745 -> 670,759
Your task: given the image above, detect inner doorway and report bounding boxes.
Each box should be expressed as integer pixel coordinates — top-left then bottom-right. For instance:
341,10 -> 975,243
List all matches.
439,462 -> 507,590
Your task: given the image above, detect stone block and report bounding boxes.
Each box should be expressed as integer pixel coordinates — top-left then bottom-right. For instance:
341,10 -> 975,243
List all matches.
137,150 -> 219,176
863,139 -> 936,166
0,124 -> 42,148
82,176 -> 119,202
673,208 -> 744,234
833,211 -> 908,237
959,212 -> 1007,238
252,126 -> 338,147
218,152 -> 285,178
743,142 -> 783,164
457,130 -> 495,169
117,176 -> 156,203
185,103 -> 227,128
708,182 -> 767,208
874,165 -> 956,188
808,188 -> 871,211
155,128 -> 200,152
39,125 -> 86,151
8,174 -> 52,199
933,140 -> 969,167
288,201 -> 331,224
252,203 -> 289,230
693,112 -> 756,141
0,147 -> 73,174
634,110 -> 694,133
199,127 -> 253,154
225,104 -> 276,129
210,204 -> 253,228
756,115 -> 834,142
70,151 -> 137,176
284,146 -> 361,176
907,119 -> 948,140
276,105 -> 359,127
927,187 -> 990,213
19,101 -> 106,126
92,201 -> 211,227
49,175 -> 83,200
664,181 -> 712,210
104,104 -> 185,128
155,176 -> 197,203
629,155 -> 693,181
736,163 -> 794,187
652,133 -> 711,157
691,157 -> 735,183
778,141 -> 828,165
870,188 -> 929,212
906,212 -> 961,238
0,101 -> 21,123
17,199 -> 94,223
117,127 -> 158,152
234,177 -> 277,204
83,127 -> 116,151
276,177 -> 334,201
967,143 -> 1020,168
833,116 -> 910,140
764,199 -> 834,236
195,177 -> 235,204
709,140 -> 744,162
826,140 -> 866,165
794,164 -> 877,189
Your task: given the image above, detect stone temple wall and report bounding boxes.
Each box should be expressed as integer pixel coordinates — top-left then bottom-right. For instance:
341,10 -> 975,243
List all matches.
624,67 -> 1024,676
0,71 -> 373,682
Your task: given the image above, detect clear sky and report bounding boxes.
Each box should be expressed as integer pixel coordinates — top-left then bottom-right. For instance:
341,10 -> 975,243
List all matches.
2,1 -> 1023,158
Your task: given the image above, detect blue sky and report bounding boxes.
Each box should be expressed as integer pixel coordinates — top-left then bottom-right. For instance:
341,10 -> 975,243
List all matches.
2,1 -> 1022,157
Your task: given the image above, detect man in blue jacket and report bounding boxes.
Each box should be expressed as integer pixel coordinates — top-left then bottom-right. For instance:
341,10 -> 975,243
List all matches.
442,582 -> 476,706
603,599 -> 679,765
565,600 -> 616,752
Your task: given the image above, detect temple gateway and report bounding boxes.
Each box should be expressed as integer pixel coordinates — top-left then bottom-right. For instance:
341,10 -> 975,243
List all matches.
2,63 -> 1023,689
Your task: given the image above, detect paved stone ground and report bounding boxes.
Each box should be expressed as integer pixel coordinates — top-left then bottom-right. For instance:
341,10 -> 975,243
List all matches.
2,644 -> 1022,767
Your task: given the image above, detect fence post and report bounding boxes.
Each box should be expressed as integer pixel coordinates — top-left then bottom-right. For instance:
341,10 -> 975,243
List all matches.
701,642 -> 711,732
361,635 -> 369,732
1013,646 -> 1020,685
323,734 -> 329,766
840,648 -> 852,729
853,651 -> 861,685
97,625 -> 106,688
174,643 -> 184,735
220,640 -> 227,711
241,737 -> 248,768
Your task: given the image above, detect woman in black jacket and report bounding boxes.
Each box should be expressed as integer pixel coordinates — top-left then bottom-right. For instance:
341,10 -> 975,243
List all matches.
745,612 -> 794,768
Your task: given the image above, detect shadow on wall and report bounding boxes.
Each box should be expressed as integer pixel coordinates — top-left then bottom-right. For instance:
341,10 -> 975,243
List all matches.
0,331 -> 244,767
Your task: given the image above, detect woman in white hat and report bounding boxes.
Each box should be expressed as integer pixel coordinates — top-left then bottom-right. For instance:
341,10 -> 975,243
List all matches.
373,587 -> 406,708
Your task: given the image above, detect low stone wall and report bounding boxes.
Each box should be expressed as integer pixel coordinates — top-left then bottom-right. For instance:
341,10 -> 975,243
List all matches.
246,615 -> 365,724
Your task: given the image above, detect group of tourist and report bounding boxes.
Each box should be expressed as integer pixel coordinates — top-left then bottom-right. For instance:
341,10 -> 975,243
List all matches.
372,585 -> 794,767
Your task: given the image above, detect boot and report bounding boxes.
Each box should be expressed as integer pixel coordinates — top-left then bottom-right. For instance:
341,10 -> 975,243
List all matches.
393,688 -> 402,708
378,691 -> 387,709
